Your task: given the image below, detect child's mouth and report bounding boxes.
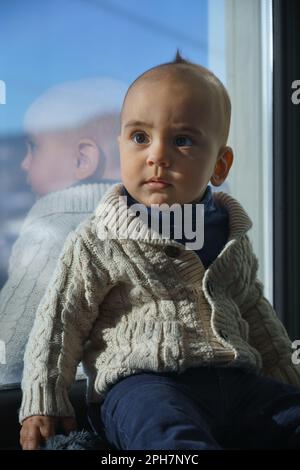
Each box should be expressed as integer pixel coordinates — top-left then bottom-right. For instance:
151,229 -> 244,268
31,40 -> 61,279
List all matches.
146,181 -> 171,189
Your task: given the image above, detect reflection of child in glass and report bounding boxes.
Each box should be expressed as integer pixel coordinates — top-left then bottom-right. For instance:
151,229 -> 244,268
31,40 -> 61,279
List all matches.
21,79 -> 124,196
20,52 -> 300,450
0,78 -> 126,387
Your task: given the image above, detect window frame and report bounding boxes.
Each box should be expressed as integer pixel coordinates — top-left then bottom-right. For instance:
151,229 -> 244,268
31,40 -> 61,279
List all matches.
273,0 -> 300,339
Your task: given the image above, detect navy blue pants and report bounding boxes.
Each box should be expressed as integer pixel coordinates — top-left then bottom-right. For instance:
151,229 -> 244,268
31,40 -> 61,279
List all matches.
87,365 -> 300,450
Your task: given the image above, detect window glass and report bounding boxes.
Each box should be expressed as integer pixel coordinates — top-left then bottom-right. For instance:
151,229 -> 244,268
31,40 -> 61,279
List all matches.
0,0 -> 272,388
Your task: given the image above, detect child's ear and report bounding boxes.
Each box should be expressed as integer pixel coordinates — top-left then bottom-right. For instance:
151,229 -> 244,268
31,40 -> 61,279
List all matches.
210,147 -> 233,187
75,138 -> 100,180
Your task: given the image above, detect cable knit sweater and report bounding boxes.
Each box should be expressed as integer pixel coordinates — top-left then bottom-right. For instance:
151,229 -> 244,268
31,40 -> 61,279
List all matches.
19,182 -> 300,423
0,182 -> 113,386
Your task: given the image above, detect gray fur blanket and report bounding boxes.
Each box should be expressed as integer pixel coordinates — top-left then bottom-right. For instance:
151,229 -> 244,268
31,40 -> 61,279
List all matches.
39,430 -> 109,450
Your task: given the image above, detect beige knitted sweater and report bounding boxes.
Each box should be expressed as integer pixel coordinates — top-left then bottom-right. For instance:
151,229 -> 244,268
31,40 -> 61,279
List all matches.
19,182 -> 300,423
0,182 -> 113,386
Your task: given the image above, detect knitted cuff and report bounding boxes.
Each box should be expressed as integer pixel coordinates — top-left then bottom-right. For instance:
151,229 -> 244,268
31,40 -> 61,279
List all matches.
19,382 -> 75,424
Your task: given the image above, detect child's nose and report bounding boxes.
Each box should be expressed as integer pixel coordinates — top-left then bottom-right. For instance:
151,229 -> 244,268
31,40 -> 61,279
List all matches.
21,153 -> 32,171
146,140 -> 171,167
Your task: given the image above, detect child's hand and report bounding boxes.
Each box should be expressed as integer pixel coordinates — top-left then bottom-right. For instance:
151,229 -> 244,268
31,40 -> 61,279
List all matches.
20,415 -> 77,450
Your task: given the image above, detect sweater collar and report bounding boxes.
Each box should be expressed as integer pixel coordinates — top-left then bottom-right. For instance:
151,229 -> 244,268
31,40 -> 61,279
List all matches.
23,182 -> 114,223
94,182 -> 253,244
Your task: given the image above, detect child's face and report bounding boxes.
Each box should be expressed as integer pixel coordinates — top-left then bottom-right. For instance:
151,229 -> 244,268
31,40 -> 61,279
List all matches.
21,130 -> 80,196
118,76 -> 226,206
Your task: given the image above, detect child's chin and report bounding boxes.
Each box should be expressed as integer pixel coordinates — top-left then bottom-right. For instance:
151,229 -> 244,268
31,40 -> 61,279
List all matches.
148,195 -> 176,206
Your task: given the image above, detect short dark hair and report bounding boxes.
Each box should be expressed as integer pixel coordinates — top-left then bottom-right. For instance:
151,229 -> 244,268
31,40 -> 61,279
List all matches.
121,49 -> 231,146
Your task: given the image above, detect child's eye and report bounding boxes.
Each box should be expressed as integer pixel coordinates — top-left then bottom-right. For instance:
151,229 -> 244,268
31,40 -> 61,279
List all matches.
174,135 -> 193,147
27,140 -> 37,152
132,132 -> 149,144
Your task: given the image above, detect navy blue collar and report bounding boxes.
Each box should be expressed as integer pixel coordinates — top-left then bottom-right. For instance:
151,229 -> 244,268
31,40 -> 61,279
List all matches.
121,184 -> 216,214
118,184 -> 229,265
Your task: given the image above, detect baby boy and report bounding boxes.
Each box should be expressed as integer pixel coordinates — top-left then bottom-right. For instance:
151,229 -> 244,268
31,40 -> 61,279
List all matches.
19,52 -> 300,450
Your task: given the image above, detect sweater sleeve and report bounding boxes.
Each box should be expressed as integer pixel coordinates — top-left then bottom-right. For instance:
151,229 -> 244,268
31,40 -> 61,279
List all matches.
240,240 -> 300,388
0,215 -> 87,387
19,227 -> 112,424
